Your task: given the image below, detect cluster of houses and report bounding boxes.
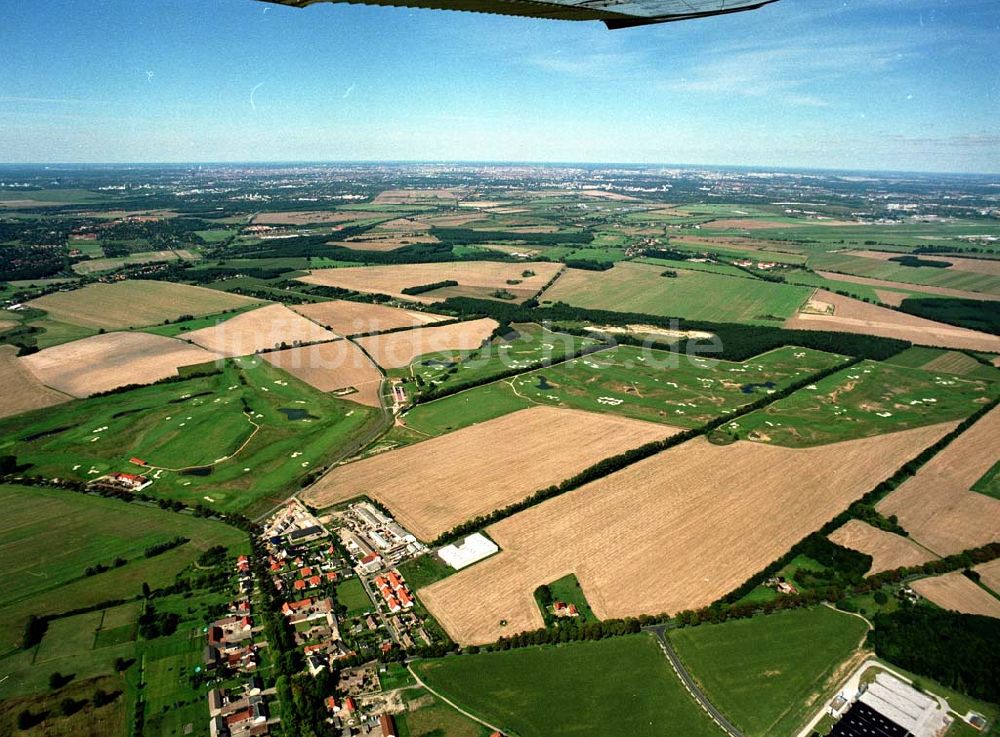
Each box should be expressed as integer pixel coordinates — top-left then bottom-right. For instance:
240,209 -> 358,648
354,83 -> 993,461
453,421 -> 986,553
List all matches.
373,571 -> 414,614
203,557 -> 273,737
208,679 -> 269,737
336,502 -> 426,571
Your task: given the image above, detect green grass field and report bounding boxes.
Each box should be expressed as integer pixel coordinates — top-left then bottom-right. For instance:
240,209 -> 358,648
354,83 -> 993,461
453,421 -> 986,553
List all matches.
391,322 -> 601,392
538,574 -> 596,624
734,359 -> 997,446
972,460 -> 1000,500
669,607 -> 868,737
413,635 -> 719,737
336,577 -> 374,617
400,345 -> 848,436
885,347 -> 1000,381
0,359 -> 379,512
543,261 -> 813,324
807,251 -> 1000,295
396,690 -> 494,737
0,484 -> 246,649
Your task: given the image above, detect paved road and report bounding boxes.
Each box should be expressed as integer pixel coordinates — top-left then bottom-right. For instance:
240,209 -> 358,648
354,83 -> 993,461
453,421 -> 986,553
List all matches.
406,664 -> 507,735
644,626 -> 746,737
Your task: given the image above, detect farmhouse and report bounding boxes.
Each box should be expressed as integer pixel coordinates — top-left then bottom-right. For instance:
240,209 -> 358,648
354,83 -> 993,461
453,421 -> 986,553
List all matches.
91,472 -> 152,492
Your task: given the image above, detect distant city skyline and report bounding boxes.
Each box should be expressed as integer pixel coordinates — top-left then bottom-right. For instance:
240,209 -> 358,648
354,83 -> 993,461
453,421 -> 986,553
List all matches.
2,0 -> 998,173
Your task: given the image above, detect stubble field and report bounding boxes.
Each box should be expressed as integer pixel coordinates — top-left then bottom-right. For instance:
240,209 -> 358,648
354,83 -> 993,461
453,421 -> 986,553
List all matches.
910,572 -> 1000,618
418,424 -> 954,645
27,280 -> 260,330
827,520 -> 937,574
878,405 -> 1000,555
290,299 -> 447,335
0,345 -> 70,418
355,318 -> 498,370
304,406 -> 673,540
262,339 -> 383,406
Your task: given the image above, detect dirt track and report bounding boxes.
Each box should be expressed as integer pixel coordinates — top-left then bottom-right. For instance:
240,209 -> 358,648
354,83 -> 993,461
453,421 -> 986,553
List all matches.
304,406 -> 675,541
419,423 -> 955,645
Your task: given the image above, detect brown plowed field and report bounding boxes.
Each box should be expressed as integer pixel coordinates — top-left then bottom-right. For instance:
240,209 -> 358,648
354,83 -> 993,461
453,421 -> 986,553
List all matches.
21,332 -> 220,397
262,340 -> 382,406
355,318 -> 498,369
0,345 -> 71,418
878,406 -> 1000,555
185,304 -> 338,357
974,558 -> 1000,594
304,406 -> 674,541
298,262 -> 561,304
828,520 -> 937,574
290,300 -> 447,336
785,290 -> 1000,352
27,281 -> 260,330
911,572 -> 1000,618
816,271 -> 1000,302
418,423 -> 955,645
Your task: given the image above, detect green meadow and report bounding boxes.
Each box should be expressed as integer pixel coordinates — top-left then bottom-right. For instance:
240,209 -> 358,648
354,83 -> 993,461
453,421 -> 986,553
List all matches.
0,359 -> 378,512
669,607 -> 868,737
413,635 -> 719,737
734,359 -> 998,446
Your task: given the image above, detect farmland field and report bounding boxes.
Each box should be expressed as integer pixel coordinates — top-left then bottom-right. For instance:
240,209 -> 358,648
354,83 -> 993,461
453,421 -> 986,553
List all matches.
878,405 -> 1000,555
972,460 -> 1000,500
356,317 -> 498,370
828,520 -> 937,574
20,331 -> 220,397
883,346 -> 1000,380
786,290 -> 1000,353
0,359 -> 378,512
807,251 -> 1000,295
669,607 -> 868,737
542,262 -> 813,324
298,261 -> 561,304
305,406 -> 672,540
185,303 -> 338,356
911,572 -> 1000,618
413,635 -> 720,737
0,344 -> 70,418
0,483 -> 246,652
418,424 -> 953,645
734,359 -> 995,446
262,339 -> 383,406
290,299 -> 447,335
400,345 -> 850,436
26,280 -> 260,330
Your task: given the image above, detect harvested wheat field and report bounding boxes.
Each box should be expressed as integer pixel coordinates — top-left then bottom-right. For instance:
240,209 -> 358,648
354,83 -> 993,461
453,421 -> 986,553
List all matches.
911,572 -> 1000,618
21,332 -> 219,397
878,406 -> 1000,555
253,210 -> 386,225
291,300 -> 447,336
974,558 -> 1000,594
262,340 -> 382,406
707,218 -> 804,230
298,262 -> 562,304
0,345 -> 71,418
305,407 -> 673,541
828,520 -> 937,574
355,318 -> 498,369
418,424 -> 955,645
785,290 -> 1000,352
27,280 -> 261,330
417,212 -> 487,227
816,271 -> 1000,302
185,304 -> 337,357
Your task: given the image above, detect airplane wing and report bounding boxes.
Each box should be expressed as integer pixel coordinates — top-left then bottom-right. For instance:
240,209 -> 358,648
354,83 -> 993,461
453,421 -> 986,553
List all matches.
258,0 -> 779,29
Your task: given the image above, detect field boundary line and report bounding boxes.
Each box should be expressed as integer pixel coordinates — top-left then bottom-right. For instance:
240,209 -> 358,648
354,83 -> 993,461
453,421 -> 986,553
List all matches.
406,664 -> 509,736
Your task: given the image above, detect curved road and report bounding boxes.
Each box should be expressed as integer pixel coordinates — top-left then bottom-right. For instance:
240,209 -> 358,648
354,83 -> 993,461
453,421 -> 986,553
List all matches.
644,626 -> 746,737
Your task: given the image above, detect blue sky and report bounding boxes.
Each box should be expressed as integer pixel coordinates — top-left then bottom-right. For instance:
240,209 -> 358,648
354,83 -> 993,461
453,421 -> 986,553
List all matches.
1,0 -> 998,172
